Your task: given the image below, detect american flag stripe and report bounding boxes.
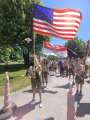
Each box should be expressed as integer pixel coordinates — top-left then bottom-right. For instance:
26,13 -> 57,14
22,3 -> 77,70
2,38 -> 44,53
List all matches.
53,17 -> 81,24
33,4 -> 82,40
34,24 -> 77,34
53,19 -> 80,23
33,19 -> 78,35
34,28 -> 75,37
53,15 -> 81,19
33,19 -> 78,31
53,11 -> 81,15
34,29 -> 75,40
53,22 -> 80,27
33,19 -> 79,30
53,12 -> 80,16
53,8 -> 81,12
33,19 -> 80,27
34,23 -> 76,35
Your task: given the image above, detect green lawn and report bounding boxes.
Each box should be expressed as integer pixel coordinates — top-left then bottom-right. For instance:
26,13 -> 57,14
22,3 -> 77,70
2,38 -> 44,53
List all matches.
0,63 -> 31,96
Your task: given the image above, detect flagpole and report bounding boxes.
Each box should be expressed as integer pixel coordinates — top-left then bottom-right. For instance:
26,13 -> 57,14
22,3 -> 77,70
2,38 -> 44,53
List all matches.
33,33 -> 36,73
31,0 -> 36,73
43,41 -> 44,56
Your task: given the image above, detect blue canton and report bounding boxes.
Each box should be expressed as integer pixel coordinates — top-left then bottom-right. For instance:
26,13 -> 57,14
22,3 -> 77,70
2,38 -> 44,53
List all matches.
33,4 -> 53,23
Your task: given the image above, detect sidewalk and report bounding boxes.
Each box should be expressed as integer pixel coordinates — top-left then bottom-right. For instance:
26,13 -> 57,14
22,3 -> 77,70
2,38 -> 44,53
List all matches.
0,75 -> 90,120
75,77 -> 90,120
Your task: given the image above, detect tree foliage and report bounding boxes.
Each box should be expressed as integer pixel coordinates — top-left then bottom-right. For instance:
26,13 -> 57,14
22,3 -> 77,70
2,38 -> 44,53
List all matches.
65,37 -> 86,58
0,0 -> 49,64
0,0 -> 44,45
0,46 -> 12,63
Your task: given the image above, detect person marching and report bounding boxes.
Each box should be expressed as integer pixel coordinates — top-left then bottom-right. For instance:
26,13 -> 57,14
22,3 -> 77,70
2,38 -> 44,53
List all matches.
64,58 -> 69,77
26,54 -> 43,108
58,59 -> 64,77
75,58 -> 85,95
42,59 -> 48,88
68,58 -> 75,84
53,60 -> 58,75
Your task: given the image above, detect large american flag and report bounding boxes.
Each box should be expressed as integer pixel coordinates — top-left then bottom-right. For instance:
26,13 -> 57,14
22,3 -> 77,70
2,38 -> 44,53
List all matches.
33,4 -> 82,40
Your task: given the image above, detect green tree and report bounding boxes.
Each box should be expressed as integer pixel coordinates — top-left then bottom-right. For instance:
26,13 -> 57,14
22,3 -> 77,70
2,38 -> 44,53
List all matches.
10,44 -> 23,61
65,37 -> 86,58
0,0 -> 49,65
0,46 -> 12,63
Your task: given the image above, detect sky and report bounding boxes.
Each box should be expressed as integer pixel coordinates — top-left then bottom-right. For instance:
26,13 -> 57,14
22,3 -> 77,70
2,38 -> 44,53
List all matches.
42,0 -> 90,45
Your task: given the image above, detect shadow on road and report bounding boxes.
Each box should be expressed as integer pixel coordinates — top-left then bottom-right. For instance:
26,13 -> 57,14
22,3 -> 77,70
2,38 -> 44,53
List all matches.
86,80 -> 90,84
13,100 -> 40,120
44,117 -> 55,120
75,94 -> 82,105
42,89 -> 58,94
23,89 -> 32,93
54,83 -> 69,89
76,103 -> 90,117
23,88 -> 58,94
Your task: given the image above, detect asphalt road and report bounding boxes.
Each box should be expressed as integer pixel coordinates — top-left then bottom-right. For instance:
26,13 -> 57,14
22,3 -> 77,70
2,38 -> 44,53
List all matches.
0,73 -> 90,120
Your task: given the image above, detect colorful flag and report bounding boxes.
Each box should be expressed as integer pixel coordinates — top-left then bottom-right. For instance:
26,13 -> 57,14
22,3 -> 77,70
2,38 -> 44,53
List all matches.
42,47 -> 57,56
43,41 -> 67,50
54,45 -> 67,51
33,4 -> 82,40
54,45 -> 67,58
43,41 -> 54,50
43,41 -> 67,58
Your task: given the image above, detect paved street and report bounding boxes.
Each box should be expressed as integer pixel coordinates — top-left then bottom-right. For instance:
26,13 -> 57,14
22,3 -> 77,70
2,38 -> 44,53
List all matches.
0,74 -> 90,120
